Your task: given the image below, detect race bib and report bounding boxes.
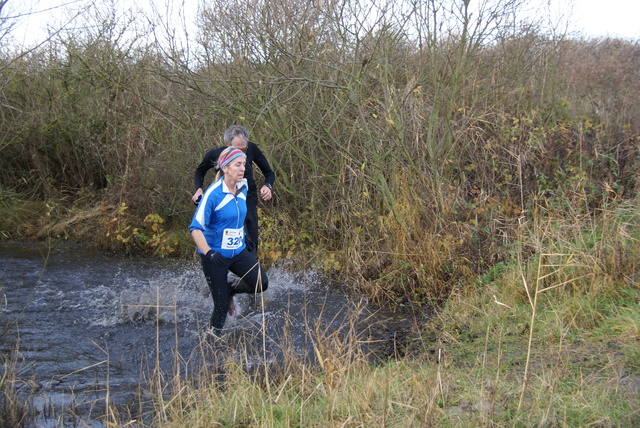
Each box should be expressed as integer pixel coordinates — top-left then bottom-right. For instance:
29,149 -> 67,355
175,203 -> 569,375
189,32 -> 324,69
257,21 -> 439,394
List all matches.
221,228 -> 244,250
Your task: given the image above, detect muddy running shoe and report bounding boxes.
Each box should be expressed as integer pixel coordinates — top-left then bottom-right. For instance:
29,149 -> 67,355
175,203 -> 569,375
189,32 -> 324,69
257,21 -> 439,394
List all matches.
203,327 -> 229,352
228,294 -> 237,316
204,327 -> 225,342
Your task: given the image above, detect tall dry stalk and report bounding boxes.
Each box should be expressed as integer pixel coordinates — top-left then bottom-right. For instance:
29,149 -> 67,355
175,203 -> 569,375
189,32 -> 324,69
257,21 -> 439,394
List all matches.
517,247 -> 595,411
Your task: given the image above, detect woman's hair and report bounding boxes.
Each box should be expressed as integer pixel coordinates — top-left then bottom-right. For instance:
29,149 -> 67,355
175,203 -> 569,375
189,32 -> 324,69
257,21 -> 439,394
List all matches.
215,147 -> 246,181
223,125 -> 249,145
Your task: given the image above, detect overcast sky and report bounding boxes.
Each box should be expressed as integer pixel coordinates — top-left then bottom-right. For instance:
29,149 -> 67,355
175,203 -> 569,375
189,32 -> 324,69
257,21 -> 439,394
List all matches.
7,0 -> 640,48
566,0 -> 639,39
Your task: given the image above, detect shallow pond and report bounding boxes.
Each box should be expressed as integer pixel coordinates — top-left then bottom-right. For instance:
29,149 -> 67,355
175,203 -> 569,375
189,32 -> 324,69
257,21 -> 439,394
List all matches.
0,242 -> 419,426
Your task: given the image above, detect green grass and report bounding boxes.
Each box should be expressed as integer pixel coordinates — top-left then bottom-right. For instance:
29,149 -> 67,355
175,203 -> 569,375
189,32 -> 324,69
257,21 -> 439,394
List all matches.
147,281 -> 638,427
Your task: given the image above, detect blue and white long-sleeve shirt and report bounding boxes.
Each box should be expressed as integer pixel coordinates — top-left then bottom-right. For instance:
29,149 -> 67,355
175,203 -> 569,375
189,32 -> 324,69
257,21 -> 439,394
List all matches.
190,177 -> 248,258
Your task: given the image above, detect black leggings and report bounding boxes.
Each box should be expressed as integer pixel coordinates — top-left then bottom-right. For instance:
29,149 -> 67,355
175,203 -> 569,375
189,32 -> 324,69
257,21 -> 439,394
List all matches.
199,249 -> 268,330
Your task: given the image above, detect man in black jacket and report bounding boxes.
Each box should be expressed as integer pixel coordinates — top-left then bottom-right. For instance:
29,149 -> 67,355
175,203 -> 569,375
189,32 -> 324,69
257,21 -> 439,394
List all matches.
192,125 -> 275,252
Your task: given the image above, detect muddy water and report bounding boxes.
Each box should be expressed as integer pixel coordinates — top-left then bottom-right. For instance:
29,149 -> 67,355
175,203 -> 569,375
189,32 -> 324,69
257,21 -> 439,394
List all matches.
0,242 -> 417,426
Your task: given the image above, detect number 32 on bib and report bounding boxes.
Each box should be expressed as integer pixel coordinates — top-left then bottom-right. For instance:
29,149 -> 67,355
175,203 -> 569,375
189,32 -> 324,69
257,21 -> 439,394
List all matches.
222,228 -> 243,250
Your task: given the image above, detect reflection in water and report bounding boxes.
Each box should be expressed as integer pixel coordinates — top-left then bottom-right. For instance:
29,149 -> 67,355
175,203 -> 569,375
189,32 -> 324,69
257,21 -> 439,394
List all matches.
0,242 -> 417,426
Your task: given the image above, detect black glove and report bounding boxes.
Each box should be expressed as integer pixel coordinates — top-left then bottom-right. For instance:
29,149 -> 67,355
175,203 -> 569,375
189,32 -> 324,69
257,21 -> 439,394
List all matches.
205,249 -> 218,262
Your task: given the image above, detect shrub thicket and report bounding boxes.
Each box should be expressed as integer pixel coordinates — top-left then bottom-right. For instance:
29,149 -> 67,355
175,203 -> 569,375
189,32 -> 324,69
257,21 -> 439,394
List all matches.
0,0 -> 638,303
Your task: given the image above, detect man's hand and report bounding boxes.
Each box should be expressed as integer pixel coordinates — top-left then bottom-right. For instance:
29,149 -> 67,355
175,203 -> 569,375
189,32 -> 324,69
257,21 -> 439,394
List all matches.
260,185 -> 272,201
192,188 -> 204,205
